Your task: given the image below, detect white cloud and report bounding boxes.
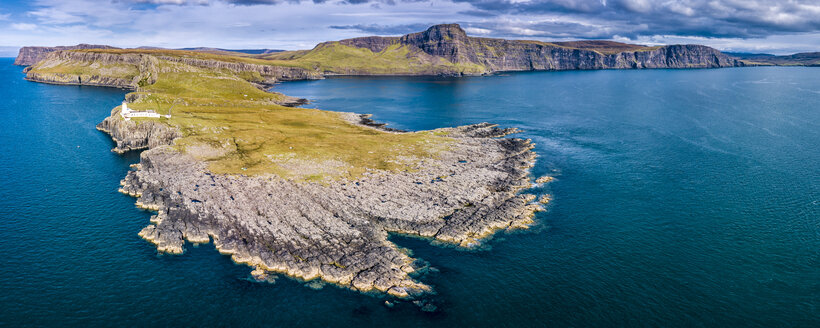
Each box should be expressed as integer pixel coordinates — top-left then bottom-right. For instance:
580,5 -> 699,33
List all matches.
618,0 -> 652,13
464,27 -> 492,35
504,26 -> 543,36
140,0 -> 189,4
11,23 -> 37,30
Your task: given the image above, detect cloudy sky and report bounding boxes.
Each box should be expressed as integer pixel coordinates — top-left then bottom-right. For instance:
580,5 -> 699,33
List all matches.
1,0 -> 819,56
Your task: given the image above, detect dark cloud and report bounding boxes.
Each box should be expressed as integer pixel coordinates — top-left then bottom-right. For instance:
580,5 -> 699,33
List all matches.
450,0 -> 820,39
128,0 -> 820,40
457,9 -> 498,18
222,0 -> 425,5
330,23 -> 437,35
220,0 -> 285,4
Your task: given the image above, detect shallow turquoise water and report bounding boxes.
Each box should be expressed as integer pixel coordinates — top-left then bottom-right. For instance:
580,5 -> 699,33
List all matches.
1,58 -> 817,326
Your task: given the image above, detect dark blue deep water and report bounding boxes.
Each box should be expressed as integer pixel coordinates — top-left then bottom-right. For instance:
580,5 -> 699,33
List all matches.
1,57 -> 818,326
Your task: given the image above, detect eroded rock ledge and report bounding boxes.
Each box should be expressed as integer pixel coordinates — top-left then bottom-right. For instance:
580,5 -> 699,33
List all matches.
96,107 -> 181,153
108,111 -> 543,298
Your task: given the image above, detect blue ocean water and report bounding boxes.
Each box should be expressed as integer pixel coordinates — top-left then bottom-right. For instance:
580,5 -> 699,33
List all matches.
1,57 -> 817,326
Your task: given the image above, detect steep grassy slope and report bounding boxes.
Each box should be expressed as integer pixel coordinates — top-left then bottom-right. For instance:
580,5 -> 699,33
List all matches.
266,42 -> 485,75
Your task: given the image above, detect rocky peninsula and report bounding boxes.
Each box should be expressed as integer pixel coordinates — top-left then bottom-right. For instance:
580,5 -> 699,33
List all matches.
16,23 -> 745,298
21,40 -> 550,299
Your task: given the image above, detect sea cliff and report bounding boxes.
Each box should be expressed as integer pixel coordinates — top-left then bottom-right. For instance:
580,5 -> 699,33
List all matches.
401,24 -> 741,71
14,44 -> 119,66
17,24 -> 745,79
263,24 -> 743,75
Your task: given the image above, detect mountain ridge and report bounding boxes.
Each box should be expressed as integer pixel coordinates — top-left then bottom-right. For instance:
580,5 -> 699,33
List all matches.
262,23 -> 743,74
726,51 -> 820,66
24,23 -> 809,75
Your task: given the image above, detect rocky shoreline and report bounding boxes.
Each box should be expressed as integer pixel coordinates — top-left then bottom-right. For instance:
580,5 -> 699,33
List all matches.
20,45 -> 551,301
99,104 -> 546,298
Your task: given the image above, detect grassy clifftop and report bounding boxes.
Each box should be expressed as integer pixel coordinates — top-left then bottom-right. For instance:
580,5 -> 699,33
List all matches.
24,23 -> 743,180
29,50 -> 449,181
265,42 -> 486,75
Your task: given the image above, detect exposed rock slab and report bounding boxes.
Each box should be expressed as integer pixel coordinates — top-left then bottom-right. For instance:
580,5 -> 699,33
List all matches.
111,115 -> 541,297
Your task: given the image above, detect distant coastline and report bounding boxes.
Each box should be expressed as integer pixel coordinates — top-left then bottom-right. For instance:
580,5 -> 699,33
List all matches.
15,24 -> 746,78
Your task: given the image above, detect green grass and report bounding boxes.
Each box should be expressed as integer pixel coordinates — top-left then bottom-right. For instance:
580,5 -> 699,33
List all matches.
32,55 -> 451,180
30,57 -> 139,80
265,42 -> 487,74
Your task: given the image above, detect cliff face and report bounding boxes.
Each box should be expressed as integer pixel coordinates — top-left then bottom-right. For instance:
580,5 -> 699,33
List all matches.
399,24 -> 478,64
96,107 -> 181,153
24,51 -> 154,89
338,36 -> 400,53
154,55 -> 322,81
18,24 -> 744,80
25,71 -> 137,89
331,24 -> 743,74
25,50 -> 321,93
14,44 -> 118,66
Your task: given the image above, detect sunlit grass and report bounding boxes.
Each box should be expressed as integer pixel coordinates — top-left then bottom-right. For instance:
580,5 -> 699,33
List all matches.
79,58 -> 454,180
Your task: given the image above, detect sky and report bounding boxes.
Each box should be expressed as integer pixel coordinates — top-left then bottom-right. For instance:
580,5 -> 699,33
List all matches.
1,0 -> 819,57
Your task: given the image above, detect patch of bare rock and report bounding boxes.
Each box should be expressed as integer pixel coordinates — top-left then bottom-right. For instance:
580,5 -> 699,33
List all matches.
106,109 -> 548,299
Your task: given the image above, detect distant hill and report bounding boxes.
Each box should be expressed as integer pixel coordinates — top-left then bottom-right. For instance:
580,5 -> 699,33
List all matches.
15,45 -> 284,66
178,48 -> 284,55
726,52 -> 820,66
723,52 -> 776,58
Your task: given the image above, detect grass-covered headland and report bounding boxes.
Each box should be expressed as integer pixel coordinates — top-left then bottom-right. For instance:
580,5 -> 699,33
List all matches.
28,48 -> 449,181
23,31 -> 554,299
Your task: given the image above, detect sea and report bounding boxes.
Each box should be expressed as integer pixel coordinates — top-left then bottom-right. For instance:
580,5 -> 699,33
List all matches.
0,57 -> 817,327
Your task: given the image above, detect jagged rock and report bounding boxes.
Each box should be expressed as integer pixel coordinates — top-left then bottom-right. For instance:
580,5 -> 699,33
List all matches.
153,55 -> 322,82
109,114 -> 542,298
96,107 -> 181,153
536,176 -> 554,184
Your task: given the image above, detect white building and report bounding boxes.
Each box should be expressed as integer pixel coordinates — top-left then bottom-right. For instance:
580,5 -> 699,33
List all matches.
120,101 -> 162,121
